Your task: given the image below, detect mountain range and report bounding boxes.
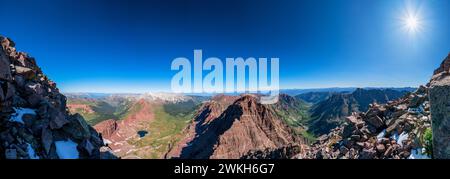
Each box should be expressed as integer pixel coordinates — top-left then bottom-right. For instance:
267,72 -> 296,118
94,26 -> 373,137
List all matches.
1,35 -> 448,159
68,93 -> 206,158
65,88 -> 411,158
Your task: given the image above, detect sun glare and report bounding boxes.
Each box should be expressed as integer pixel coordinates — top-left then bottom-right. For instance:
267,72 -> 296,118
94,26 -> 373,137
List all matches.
405,15 -> 419,31
400,3 -> 424,35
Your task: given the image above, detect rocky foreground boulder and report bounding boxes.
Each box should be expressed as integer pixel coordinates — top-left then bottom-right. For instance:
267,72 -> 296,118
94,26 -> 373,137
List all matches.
0,35 -> 116,159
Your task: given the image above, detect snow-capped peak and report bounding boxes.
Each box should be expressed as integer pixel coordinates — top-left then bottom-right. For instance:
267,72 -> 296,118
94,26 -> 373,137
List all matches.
139,92 -> 192,103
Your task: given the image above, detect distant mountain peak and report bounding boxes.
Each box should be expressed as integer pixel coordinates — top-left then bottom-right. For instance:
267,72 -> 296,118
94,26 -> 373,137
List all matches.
138,92 -> 193,103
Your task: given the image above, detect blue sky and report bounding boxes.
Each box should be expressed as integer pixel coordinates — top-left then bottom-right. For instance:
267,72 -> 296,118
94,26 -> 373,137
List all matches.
1,0 -> 449,93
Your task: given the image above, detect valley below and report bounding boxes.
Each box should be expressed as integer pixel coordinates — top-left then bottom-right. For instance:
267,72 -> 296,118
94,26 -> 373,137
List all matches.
67,93 -> 202,158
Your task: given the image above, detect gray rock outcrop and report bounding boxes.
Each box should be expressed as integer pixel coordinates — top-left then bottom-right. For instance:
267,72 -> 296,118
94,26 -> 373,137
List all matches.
429,53 -> 450,159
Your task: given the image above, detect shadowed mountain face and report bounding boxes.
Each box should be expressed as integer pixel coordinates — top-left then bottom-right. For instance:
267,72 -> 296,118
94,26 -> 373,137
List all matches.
167,94 -> 308,159
273,94 -> 310,127
67,98 -> 133,126
308,93 -> 359,135
295,88 -> 416,105
308,88 -> 409,135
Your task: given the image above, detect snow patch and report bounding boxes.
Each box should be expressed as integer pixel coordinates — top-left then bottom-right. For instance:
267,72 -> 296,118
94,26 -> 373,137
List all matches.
390,131 -> 409,146
9,108 -> 36,124
55,139 -> 79,159
376,129 -> 386,142
391,132 -> 399,141
103,139 -> 112,145
26,143 -> 40,159
408,148 -> 431,159
397,132 -> 409,146
408,105 -> 424,114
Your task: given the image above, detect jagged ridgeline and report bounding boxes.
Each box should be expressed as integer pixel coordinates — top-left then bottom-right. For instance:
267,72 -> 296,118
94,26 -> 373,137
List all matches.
0,36 -> 116,159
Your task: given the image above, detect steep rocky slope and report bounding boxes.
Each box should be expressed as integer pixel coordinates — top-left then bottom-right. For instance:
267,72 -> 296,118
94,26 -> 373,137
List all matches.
167,94 -> 307,159
165,95 -> 240,158
0,36 -> 115,159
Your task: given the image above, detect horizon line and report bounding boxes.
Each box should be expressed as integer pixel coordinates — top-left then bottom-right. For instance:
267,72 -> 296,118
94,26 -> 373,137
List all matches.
61,86 -> 418,94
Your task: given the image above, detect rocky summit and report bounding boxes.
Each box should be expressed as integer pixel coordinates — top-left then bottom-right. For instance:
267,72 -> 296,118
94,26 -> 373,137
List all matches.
302,85 -> 432,159
0,36 -> 116,159
166,94 -> 308,159
301,53 -> 450,159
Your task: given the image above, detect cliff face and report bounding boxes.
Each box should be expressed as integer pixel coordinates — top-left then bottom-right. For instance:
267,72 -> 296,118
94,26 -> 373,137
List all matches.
165,95 -> 239,158
0,36 -> 115,159
94,119 -> 118,139
429,53 -> 450,159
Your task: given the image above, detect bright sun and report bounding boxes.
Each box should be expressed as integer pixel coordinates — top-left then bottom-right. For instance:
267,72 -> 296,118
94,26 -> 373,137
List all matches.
400,5 -> 424,35
405,15 -> 420,32
406,15 -> 419,30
